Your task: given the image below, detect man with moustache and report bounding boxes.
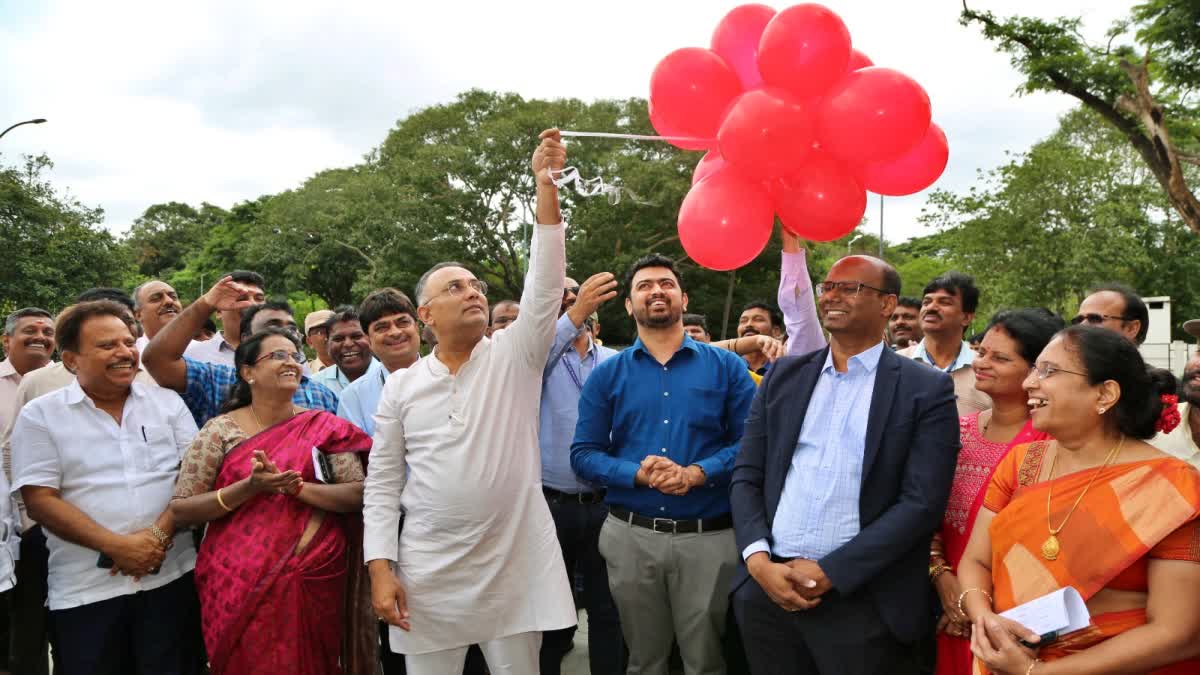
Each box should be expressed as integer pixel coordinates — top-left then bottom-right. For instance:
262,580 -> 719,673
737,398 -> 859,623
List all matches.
572,253 -> 757,674
737,302 -> 785,376
539,272 -> 621,675
1071,282 -> 1149,345
304,309 -> 335,372
364,129 -> 576,674
1149,322 -> 1200,469
312,306 -> 381,395
0,309 -> 55,436
12,301 -> 203,674
132,280 -> 183,354
488,300 -> 520,337
730,256 -> 959,675
896,272 -> 990,415
338,290 -> 421,437
889,297 -> 922,349
683,314 -> 711,343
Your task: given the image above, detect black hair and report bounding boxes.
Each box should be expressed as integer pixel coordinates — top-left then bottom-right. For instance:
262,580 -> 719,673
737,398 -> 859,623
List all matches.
75,288 -> 135,311
1058,325 -> 1176,440
623,253 -> 683,298
1086,283 -> 1149,345
5,307 -> 53,336
897,296 -> 921,311
224,270 -> 266,290
222,327 -> 302,414
490,299 -> 520,324
740,301 -> 782,330
238,300 -> 295,340
923,271 -> 980,314
202,318 -> 217,333
55,301 -> 136,353
682,313 -> 708,330
967,332 -> 985,345
359,289 -> 418,333
985,308 -> 1065,364
322,305 -> 360,334
879,265 -> 902,297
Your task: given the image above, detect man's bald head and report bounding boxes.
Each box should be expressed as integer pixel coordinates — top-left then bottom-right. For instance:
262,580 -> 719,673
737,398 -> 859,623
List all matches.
818,255 -> 900,341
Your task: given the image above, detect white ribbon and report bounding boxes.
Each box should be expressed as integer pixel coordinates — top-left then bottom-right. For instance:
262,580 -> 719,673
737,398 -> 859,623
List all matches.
549,166 -> 653,206
558,130 -> 714,145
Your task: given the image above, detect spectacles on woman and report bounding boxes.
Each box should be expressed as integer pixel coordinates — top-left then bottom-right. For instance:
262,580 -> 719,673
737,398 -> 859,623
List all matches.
1070,313 -> 1131,326
816,281 -> 891,297
1033,362 -> 1087,380
253,350 -> 308,365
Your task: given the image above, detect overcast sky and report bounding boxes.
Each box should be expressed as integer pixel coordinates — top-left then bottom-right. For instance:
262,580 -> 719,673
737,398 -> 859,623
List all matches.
1,0 -> 1131,244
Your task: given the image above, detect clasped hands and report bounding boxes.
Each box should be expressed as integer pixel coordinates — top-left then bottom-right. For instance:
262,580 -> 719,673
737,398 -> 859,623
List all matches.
635,455 -> 705,496
747,552 -> 832,612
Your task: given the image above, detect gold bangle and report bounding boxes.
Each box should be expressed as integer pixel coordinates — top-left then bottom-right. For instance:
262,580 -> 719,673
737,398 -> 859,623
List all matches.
216,488 -> 235,512
929,563 -> 952,581
1026,658 -> 1040,675
957,587 -> 992,617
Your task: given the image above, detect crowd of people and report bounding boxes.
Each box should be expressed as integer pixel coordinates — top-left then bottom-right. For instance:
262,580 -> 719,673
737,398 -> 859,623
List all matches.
0,129 -> 1198,675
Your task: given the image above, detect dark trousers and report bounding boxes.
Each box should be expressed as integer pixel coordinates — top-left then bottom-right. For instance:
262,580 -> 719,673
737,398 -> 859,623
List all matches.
9,526 -> 50,675
379,622 -> 489,675
732,576 -> 919,675
49,572 -> 203,675
541,496 -> 626,675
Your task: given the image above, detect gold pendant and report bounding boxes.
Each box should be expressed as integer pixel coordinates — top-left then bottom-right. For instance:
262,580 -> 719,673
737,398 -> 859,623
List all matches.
1042,534 -> 1060,561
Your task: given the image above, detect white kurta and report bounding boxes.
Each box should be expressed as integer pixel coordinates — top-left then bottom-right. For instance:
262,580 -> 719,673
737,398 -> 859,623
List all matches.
363,223 -> 576,654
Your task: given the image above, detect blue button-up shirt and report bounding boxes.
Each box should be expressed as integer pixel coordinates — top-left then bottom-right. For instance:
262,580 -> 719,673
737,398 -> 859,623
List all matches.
910,339 -> 975,374
743,341 -> 885,561
183,356 -> 339,428
312,357 -> 382,396
571,335 -> 757,519
336,359 -> 397,437
541,314 -> 618,493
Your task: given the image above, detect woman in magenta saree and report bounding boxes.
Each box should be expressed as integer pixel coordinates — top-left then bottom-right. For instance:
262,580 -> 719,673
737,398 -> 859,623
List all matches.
170,329 -> 374,674
932,310 -> 1062,675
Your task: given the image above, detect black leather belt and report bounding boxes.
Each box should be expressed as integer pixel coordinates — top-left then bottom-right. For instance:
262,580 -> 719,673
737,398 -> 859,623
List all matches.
543,486 -> 606,504
609,506 -> 734,534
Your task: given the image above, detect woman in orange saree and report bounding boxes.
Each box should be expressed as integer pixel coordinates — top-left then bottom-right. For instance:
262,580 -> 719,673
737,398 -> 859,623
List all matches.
170,329 -> 375,674
958,326 -> 1200,675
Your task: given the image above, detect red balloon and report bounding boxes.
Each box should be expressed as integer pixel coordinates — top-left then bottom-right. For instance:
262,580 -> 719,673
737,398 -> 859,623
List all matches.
649,100 -> 712,151
650,47 -> 742,142
711,4 -> 776,90
771,154 -> 867,242
757,4 -> 852,99
678,168 -> 775,271
692,150 -> 726,185
861,123 -> 949,196
817,67 -> 932,166
847,49 -> 873,71
717,87 -> 815,179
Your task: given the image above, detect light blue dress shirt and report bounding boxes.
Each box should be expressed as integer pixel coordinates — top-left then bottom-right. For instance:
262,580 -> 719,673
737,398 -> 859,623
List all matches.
910,339 -> 975,374
312,357 -> 383,396
540,314 -> 618,492
743,341 -> 885,561
336,358 -> 402,437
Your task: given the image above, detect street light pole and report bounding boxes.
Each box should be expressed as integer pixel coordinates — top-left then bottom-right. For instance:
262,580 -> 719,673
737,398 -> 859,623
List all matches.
0,118 -> 47,142
848,233 -> 864,255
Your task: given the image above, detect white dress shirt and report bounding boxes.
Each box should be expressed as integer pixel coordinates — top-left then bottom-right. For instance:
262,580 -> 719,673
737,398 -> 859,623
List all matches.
1150,402 -> 1200,470
363,223 -> 576,654
183,331 -> 236,367
11,380 -> 198,610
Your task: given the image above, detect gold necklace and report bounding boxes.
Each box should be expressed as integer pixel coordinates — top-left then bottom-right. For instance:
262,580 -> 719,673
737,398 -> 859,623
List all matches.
1042,436 -> 1124,561
250,404 -> 297,432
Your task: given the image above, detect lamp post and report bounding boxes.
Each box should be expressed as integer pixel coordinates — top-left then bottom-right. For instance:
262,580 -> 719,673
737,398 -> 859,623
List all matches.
0,118 -> 47,142
847,233 -> 864,255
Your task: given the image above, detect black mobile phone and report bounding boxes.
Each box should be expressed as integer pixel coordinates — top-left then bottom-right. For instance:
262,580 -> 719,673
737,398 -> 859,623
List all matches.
96,552 -> 114,569
1020,630 -> 1058,650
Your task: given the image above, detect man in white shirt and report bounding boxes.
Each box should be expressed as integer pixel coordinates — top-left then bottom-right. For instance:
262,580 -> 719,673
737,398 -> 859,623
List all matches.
132,280 -> 183,354
11,300 -> 202,675
364,129 -> 576,674
1150,345 -> 1200,469
182,270 -> 266,367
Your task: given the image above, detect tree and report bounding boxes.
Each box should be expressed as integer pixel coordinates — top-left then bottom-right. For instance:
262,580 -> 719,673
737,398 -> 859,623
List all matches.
125,201 -> 226,279
0,154 -> 134,313
961,0 -> 1200,233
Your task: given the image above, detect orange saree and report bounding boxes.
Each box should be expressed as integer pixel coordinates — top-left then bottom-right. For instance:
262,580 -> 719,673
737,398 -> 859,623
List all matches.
975,441 -> 1200,675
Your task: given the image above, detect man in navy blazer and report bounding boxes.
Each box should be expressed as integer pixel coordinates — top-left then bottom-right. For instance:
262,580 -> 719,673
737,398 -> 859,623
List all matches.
730,255 -> 960,675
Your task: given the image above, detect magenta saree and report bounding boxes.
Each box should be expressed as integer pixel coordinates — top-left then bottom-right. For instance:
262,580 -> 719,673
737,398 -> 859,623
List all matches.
194,410 -> 372,675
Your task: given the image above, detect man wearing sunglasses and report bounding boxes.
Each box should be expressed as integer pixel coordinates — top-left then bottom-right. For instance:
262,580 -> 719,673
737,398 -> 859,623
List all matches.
142,279 -> 338,428
1073,283 -> 1148,345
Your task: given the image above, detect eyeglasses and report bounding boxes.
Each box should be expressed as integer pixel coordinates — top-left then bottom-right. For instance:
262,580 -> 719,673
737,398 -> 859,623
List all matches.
563,286 -> 580,296
424,279 -> 488,305
1070,313 -> 1131,326
254,350 -> 308,365
816,281 -> 892,297
1032,362 -> 1087,380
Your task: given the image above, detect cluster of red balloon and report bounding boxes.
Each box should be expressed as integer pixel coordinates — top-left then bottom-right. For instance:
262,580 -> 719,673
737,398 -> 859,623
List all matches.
651,3 -> 949,271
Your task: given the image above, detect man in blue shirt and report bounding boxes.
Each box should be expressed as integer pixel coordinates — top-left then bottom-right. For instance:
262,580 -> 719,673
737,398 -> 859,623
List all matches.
729,255 -> 959,675
337,289 -> 421,437
142,278 -> 338,427
312,306 -> 383,395
572,253 -> 757,675
538,272 -> 621,675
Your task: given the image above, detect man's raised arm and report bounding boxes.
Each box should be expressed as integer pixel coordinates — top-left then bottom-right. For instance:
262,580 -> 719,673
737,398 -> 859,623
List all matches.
142,277 -> 258,391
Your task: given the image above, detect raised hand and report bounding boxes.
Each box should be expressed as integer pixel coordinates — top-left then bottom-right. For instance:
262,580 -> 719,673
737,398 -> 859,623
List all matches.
532,128 -> 566,188
567,272 -> 619,327
202,276 -> 262,313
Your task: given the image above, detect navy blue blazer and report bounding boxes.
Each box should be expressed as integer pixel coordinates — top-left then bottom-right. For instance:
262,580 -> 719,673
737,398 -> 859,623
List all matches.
729,344 -> 960,644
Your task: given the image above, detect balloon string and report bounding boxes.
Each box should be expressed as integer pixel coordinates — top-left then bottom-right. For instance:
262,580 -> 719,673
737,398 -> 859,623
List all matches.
549,166 -> 654,206
558,130 -> 713,144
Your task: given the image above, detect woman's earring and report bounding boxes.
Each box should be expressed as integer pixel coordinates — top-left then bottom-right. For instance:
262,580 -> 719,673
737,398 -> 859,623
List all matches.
1098,407 -> 1106,415
248,379 -> 255,385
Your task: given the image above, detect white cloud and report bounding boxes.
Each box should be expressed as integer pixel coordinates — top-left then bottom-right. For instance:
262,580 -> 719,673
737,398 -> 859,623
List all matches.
1,0 -> 1132,244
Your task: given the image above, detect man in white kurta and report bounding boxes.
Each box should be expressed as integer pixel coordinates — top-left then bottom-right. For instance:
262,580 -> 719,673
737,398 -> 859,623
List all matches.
364,129 -> 576,674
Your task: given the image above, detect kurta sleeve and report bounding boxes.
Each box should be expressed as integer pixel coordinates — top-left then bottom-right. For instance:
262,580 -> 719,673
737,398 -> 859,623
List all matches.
362,375 -> 408,563
498,223 -> 567,371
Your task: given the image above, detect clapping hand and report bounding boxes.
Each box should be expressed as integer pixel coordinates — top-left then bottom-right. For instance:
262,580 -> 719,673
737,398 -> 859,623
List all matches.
249,450 -> 303,496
